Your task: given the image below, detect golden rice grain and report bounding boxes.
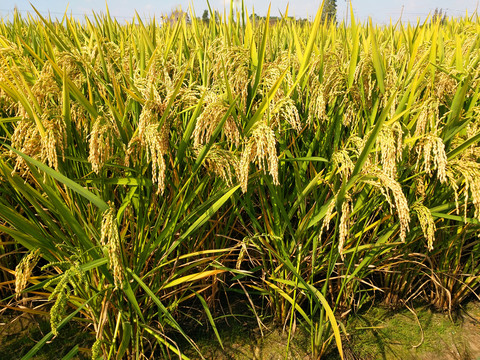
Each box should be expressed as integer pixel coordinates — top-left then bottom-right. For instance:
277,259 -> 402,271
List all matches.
88,115 -> 119,174
240,121 -> 278,192
412,202 -> 436,250
14,249 -> 40,299
100,203 -> 124,289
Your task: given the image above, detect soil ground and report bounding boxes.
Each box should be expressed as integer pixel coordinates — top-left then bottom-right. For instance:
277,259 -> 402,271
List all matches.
1,302 -> 480,359
188,302 -> 480,360
0,312 -> 92,359
343,301 -> 480,360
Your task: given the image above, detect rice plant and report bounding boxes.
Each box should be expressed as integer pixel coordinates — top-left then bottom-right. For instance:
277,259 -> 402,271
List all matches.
0,1 -> 479,359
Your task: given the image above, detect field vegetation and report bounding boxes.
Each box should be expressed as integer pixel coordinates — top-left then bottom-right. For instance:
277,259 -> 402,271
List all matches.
0,1 -> 479,359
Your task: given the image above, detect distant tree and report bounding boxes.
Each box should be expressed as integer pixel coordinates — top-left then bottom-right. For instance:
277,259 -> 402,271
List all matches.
248,14 -> 281,25
163,6 -> 190,25
321,0 -> 337,23
432,8 -> 447,24
202,9 -> 209,23
214,10 -> 221,24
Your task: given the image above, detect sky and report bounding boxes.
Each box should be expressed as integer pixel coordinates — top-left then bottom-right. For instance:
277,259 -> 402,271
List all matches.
2,0 -> 479,24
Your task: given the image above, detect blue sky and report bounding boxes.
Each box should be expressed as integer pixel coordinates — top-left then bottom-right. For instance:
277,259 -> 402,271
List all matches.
2,0 -> 479,24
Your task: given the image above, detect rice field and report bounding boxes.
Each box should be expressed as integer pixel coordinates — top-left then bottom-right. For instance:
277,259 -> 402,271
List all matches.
0,2 -> 480,359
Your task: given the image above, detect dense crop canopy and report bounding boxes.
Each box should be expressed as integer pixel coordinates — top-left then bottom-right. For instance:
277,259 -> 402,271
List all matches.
0,3 -> 479,359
